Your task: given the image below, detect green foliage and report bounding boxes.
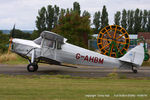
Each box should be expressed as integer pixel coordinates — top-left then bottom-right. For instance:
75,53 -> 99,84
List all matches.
93,11 -> 101,34
114,11 -> 121,25
30,30 -> 39,39
10,29 -> 32,40
121,9 -> 127,29
34,3 -> 150,46
147,11 -> 150,32
46,5 -> 54,31
0,31 -> 9,52
82,10 -> 90,17
139,10 -> 143,31
73,2 -> 81,15
34,2 -> 93,48
36,5 -> 60,35
0,29 -> 34,53
114,9 -> 150,33
54,5 -> 60,28
52,13 -> 92,48
36,7 -> 47,34
134,9 -> 141,34
127,10 -> 134,34
92,5 -> 108,33
101,5 -> 109,29
142,10 -> 148,31
60,8 -> 66,18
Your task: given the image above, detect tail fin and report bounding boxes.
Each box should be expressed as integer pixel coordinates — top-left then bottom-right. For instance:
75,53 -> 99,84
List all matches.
119,45 -> 144,66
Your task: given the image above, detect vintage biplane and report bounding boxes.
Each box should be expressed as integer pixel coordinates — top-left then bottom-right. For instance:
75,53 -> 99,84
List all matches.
9,25 -> 145,73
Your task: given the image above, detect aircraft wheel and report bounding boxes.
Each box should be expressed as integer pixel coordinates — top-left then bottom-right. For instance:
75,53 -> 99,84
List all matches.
132,69 -> 137,73
35,64 -> 38,71
132,67 -> 138,73
27,63 -> 38,72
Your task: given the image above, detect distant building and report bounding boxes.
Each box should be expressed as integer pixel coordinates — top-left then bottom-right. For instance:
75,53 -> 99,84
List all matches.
88,34 -> 148,50
138,32 -> 150,49
129,34 -> 138,49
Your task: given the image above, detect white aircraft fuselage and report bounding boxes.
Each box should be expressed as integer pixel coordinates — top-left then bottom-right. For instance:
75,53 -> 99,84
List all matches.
11,31 -> 144,73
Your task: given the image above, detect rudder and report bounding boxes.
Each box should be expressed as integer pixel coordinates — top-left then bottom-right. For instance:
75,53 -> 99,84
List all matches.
119,45 -> 144,66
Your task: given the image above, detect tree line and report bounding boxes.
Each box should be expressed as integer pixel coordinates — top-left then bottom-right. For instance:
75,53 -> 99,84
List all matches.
36,2 -> 150,36
1,2 -> 150,52
114,9 -> 150,34
93,8 -> 150,34
0,30 -> 34,52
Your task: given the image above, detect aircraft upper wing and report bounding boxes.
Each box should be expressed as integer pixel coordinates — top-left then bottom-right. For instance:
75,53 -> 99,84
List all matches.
41,31 -> 65,43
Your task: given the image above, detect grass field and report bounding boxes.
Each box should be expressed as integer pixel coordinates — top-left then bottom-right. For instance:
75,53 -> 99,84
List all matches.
0,75 -> 149,100
0,53 -> 150,100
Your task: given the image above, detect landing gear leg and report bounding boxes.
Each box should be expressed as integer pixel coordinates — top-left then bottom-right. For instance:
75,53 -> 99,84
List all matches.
27,48 -> 39,72
132,66 -> 138,73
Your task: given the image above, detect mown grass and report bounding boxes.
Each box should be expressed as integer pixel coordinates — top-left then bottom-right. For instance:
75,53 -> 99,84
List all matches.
0,75 -> 149,100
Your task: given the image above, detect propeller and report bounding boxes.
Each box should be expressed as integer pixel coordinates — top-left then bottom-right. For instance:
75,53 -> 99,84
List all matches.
8,24 -> 15,53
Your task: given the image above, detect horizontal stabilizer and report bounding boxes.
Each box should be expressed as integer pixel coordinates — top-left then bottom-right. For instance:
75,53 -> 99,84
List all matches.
119,45 -> 144,66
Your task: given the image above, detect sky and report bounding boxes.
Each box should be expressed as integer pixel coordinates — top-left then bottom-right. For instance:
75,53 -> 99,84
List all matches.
0,0 -> 150,30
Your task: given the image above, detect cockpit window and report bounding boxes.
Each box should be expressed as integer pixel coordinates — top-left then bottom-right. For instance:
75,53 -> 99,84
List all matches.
57,42 -> 62,49
43,39 -> 55,48
34,37 -> 42,45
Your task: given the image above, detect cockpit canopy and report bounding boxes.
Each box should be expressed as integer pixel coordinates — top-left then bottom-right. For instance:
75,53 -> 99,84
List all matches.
34,37 -> 42,45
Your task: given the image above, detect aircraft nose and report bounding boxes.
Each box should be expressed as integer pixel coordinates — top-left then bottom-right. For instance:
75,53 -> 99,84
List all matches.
11,38 -> 16,50
12,38 -> 18,44
8,38 -> 13,51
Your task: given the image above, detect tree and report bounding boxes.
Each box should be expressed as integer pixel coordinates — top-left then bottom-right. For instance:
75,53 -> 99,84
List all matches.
52,13 -> 92,48
73,2 -> 81,15
82,10 -> 90,17
36,5 -> 60,33
0,31 -> 9,52
114,11 -> 121,25
101,5 -> 109,29
46,5 -> 54,31
36,7 -> 46,34
128,10 -> 134,34
142,10 -> 148,31
59,9 -> 66,20
121,9 -> 127,29
147,10 -> 150,32
0,31 -> 8,52
54,5 -> 60,28
0,30 -> 32,52
31,30 -> 39,39
10,29 -> 31,40
93,11 -> 101,33
139,10 -> 143,31
127,10 -> 130,30
134,8 -> 141,34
